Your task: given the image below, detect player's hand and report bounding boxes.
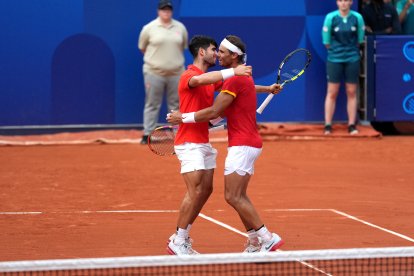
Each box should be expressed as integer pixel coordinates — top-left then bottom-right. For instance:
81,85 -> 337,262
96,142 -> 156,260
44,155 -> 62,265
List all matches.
234,64 -> 252,76
269,83 -> 283,94
166,110 -> 183,125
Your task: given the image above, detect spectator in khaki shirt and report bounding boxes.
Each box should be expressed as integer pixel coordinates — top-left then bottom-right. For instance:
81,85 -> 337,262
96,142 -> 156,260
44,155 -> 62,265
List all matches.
138,0 -> 188,144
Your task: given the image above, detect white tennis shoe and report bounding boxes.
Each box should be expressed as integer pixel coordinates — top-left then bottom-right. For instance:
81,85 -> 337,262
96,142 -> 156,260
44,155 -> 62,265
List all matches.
243,239 -> 261,253
167,239 -> 199,255
259,233 -> 284,252
167,233 -> 176,244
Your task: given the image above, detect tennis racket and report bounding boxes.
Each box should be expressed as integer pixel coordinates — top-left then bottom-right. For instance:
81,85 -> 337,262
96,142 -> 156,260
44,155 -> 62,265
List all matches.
147,124 -> 225,156
256,48 -> 312,114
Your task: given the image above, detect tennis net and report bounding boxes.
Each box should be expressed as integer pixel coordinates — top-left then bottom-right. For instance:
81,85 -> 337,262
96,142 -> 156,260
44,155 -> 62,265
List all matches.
0,246 -> 413,275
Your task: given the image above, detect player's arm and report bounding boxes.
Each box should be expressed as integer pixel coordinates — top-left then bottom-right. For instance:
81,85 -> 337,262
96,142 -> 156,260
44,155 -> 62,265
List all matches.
188,65 -> 252,87
255,84 -> 283,94
194,92 -> 233,122
167,92 -> 233,125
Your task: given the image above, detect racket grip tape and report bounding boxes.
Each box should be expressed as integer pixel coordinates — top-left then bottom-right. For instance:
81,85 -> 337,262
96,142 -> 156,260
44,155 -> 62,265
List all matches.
209,116 -> 224,126
256,94 -> 275,114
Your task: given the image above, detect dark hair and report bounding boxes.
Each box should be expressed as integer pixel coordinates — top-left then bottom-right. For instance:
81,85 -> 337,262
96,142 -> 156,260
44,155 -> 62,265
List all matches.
225,35 -> 246,64
188,35 -> 218,58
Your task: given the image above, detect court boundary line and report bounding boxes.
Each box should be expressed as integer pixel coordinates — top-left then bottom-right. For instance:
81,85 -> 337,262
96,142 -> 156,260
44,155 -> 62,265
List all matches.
1,208 -> 413,243
263,209 -> 414,243
1,208 -> 412,275
197,213 -> 333,275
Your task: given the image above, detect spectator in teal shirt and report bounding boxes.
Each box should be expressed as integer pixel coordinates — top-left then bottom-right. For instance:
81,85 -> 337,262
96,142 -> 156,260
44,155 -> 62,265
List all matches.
396,0 -> 414,34
322,0 -> 365,135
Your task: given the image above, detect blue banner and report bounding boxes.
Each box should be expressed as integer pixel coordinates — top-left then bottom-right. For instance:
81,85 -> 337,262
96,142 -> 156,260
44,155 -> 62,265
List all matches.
375,36 -> 414,121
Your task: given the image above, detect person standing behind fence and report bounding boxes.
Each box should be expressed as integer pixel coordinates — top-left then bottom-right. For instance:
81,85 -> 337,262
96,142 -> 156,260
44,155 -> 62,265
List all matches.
138,0 -> 188,144
396,0 -> 414,35
361,0 -> 401,34
322,0 -> 365,135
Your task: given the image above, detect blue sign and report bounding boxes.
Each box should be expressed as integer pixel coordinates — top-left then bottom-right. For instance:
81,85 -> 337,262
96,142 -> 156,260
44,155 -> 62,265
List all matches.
403,92 -> 414,115
375,36 -> 414,121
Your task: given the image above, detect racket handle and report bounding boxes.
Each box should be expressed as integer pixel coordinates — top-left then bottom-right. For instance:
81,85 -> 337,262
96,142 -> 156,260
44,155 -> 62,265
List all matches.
256,94 -> 274,114
209,116 -> 224,126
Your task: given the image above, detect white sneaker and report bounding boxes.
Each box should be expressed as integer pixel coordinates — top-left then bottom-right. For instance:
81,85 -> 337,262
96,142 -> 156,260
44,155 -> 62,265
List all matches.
167,239 -> 199,255
243,239 -> 261,253
167,233 -> 196,249
259,233 -> 284,252
167,233 -> 176,244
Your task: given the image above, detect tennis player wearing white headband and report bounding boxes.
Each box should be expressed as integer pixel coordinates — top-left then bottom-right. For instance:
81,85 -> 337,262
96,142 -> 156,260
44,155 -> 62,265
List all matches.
167,35 -> 284,253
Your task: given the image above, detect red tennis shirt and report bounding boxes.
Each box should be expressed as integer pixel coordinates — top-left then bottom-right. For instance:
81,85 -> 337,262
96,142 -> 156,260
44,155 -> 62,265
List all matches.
174,65 -> 221,145
221,76 -> 262,148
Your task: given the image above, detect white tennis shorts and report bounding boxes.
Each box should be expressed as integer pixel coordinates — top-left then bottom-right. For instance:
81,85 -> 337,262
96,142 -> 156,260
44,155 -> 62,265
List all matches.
224,146 -> 262,176
174,143 -> 217,174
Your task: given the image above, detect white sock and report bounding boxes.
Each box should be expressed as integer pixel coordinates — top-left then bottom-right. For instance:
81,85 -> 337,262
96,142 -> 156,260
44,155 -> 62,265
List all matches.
174,228 -> 188,245
186,224 -> 192,232
256,225 -> 272,242
247,229 -> 260,245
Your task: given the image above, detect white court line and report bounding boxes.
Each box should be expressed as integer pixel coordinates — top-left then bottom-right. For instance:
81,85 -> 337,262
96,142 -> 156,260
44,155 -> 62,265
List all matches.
264,208 -> 414,243
199,212 -> 332,275
2,208 -> 413,243
198,213 -> 247,237
0,210 -> 179,215
330,209 -> 414,243
0,211 -> 42,215
2,208 -> 411,275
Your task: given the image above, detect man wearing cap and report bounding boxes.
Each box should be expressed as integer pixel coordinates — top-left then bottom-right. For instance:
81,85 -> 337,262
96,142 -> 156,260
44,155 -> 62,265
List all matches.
138,0 -> 188,144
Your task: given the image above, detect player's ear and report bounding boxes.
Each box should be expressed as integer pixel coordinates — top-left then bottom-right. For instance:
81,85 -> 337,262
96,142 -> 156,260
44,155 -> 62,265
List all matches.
199,47 -> 205,57
232,52 -> 239,61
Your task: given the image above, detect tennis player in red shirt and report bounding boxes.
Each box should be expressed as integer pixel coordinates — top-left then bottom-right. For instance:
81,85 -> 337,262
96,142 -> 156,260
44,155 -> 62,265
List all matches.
167,35 -> 284,253
167,35 -> 253,255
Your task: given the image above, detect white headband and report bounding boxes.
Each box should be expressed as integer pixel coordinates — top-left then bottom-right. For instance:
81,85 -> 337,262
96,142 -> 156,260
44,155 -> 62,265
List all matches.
220,38 -> 243,56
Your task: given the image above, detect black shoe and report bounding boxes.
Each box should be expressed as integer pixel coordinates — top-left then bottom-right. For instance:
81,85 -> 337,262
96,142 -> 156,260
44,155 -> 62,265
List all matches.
324,124 -> 332,135
140,135 -> 149,144
348,124 -> 358,135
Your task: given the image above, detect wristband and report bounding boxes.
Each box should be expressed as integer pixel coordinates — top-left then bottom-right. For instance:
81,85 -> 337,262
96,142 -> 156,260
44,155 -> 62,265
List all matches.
182,112 -> 196,123
221,68 -> 235,80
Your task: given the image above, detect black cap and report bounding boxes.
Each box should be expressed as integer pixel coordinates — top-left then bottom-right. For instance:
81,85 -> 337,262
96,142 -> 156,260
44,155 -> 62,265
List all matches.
158,0 -> 173,9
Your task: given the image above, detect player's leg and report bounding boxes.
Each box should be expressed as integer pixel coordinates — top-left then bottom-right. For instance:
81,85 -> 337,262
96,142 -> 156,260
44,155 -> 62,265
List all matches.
224,172 -> 259,229
178,169 -> 213,229
167,144 -> 215,255
142,73 -> 166,144
186,144 -> 216,226
167,170 -> 204,255
223,146 -> 283,253
224,173 -> 260,252
187,169 -> 214,225
167,169 -> 213,252
224,172 -> 283,252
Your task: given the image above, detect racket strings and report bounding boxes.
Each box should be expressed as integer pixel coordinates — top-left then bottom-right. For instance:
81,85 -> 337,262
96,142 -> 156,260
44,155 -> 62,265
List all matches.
148,128 -> 175,155
279,51 -> 311,83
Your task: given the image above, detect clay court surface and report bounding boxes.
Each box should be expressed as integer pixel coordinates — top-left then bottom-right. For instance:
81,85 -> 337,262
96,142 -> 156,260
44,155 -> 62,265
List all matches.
0,129 -> 413,261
